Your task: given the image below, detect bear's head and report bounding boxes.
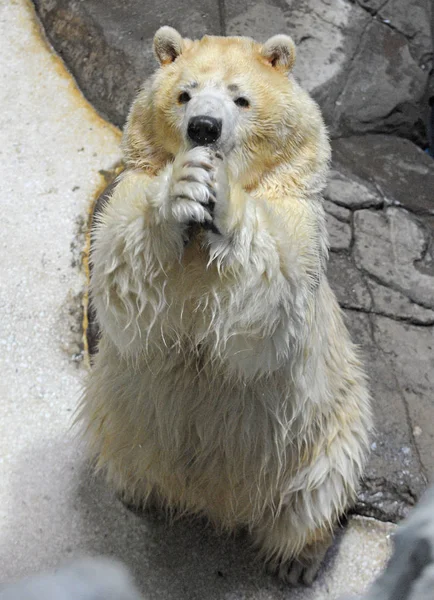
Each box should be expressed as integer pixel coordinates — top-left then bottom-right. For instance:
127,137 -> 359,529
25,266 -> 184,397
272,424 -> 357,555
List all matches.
124,28 -> 328,189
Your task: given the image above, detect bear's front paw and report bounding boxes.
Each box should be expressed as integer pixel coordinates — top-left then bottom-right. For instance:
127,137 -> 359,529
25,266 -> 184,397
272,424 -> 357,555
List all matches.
168,147 -> 220,232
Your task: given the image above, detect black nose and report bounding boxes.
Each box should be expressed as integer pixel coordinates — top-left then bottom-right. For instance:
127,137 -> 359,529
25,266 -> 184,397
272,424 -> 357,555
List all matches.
187,116 -> 222,145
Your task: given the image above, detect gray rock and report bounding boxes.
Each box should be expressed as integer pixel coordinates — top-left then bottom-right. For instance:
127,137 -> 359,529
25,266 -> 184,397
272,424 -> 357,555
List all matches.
353,208 -> 434,309
323,199 -> 352,221
31,0 -> 222,127
330,18 -> 427,141
332,136 -> 434,217
32,0 -> 432,141
328,252 -> 434,324
344,311 -> 427,521
325,170 -> 383,209
227,0 -> 431,142
226,0 -> 368,100
326,212 -> 352,250
328,252 -> 372,310
377,0 -> 433,68
326,135 -> 434,522
355,0 -> 390,14
367,279 -> 434,325
372,316 -> 434,480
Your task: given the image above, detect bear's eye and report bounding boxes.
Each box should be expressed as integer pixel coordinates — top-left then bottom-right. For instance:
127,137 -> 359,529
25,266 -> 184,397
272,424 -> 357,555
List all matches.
178,91 -> 191,104
234,97 -> 250,108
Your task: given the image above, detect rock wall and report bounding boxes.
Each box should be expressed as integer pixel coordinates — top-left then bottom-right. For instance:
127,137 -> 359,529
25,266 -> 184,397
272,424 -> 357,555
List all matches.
32,0 -> 433,145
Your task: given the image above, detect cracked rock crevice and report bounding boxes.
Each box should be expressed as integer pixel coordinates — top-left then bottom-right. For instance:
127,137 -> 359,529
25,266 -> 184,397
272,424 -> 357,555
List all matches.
343,305 -> 434,327
326,132 -> 434,521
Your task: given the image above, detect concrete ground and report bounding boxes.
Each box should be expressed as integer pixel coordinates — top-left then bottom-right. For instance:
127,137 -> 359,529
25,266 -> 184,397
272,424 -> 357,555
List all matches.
0,1 -> 396,598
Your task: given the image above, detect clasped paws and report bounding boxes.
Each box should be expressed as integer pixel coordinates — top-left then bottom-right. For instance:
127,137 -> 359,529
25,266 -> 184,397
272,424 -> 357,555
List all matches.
168,147 -> 222,233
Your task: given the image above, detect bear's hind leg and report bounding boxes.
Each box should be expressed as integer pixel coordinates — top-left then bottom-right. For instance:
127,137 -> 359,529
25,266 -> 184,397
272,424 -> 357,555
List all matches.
253,451 -> 361,586
279,528 -> 333,585
116,481 -> 163,516
255,504 -> 335,585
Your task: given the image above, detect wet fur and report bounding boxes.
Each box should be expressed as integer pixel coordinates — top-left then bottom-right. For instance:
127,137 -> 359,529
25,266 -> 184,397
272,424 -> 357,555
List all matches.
79,30 -> 372,584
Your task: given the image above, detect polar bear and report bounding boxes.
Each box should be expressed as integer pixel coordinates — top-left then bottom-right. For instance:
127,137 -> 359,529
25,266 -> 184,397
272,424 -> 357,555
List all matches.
79,27 -> 372,584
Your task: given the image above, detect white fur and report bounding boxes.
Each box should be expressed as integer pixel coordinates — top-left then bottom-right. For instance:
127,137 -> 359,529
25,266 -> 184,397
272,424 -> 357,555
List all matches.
79,40 -> 372,584
80,148 -> 371,580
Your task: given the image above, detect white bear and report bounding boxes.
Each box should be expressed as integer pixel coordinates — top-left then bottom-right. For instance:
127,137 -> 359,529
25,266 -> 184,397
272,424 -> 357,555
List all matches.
79,27 -> 372,584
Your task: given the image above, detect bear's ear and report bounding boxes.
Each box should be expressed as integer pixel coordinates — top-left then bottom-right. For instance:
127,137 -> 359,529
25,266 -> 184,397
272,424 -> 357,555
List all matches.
260,35 -> 296,74
153,26 -> 185,65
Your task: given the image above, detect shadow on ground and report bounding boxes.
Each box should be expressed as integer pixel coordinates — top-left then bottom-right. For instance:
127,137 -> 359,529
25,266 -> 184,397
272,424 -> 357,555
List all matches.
1,438 -> 347,600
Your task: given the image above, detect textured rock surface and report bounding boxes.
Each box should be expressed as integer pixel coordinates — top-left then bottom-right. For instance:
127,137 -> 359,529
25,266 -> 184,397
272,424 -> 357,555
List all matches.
346,312 -> 429,521
324,135 -> 434,521
332,136 -> 434,218
31,0 -> 222,127
367,279 -> 434,325
324,170 -> 383,209
326,212 -> 353,250
353,208 -> 434,308
32,0 -> 433,143
328,253 -> 372,310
